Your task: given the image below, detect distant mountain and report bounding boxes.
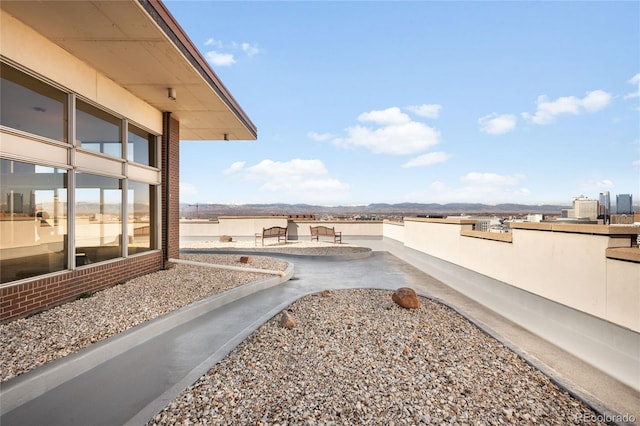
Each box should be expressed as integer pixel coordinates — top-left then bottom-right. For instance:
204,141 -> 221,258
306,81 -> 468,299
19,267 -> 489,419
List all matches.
180,202 -> 572,219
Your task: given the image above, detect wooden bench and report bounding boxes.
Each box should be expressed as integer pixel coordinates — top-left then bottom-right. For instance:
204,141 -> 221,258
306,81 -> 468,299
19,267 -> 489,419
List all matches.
310,225 -> 342,244
255,226 -> 288,246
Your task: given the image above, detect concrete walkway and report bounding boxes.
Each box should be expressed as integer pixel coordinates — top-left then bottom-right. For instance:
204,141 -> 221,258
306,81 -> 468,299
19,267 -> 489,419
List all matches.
1,239 -> 637,425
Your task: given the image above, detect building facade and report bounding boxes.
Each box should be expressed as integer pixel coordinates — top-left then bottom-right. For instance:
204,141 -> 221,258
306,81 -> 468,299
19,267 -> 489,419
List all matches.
571,196 -> 599,220
0,0 -> 256,322
616,193 -> 633,214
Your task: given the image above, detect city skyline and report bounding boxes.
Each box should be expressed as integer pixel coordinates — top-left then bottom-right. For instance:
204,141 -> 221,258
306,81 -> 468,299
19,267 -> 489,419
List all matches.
166,1 -> 639,206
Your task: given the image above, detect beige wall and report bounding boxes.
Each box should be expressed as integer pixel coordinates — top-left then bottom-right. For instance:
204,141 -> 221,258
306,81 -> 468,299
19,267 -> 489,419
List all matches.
382,221 -> 404,242
402,218 -> 640,332
606,258 -> 640,331
180,218 -> 383,240
0,11 -> 162,134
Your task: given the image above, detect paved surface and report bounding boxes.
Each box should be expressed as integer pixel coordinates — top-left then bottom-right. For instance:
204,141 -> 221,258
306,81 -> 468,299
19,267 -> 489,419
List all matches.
1,238 -> 638,425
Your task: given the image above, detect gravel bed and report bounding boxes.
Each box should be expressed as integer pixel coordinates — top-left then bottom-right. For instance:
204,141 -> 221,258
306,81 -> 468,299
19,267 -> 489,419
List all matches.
149,289 -> 605,426
0,254 -> 288,383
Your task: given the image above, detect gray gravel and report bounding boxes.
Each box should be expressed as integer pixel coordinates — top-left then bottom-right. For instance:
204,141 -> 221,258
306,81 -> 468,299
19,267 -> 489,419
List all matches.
0,253 -> 288,383
149,289 -> 606,426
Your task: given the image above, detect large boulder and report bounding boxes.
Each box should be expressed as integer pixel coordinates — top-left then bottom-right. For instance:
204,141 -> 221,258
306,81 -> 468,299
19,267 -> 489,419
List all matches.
392,287 -> 420,309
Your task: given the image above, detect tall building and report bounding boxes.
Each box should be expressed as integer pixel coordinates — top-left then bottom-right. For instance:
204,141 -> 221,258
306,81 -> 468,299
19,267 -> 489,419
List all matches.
599,191 -> 610,224
572,196 -> 599,220
616,194 -> 633,214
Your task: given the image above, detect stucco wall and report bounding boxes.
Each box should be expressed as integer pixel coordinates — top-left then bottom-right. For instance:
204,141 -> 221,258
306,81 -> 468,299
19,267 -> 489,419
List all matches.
180,218 -> 383,240
402,218 -> 640,333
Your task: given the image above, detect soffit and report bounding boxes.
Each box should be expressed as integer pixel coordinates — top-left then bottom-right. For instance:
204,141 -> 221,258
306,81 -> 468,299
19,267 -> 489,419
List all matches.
0,0 -> 256,141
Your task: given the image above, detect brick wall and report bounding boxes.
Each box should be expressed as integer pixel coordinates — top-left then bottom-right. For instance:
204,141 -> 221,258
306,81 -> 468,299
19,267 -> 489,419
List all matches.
162,113 -> 180,263
1,251 -> 163,323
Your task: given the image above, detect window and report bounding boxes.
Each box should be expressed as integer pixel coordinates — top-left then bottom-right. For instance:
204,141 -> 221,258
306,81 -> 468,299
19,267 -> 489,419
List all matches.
128,124 -> 157,167
76,100 -> 122,158
0,159 -> 68,283
127,181 -> 155,254
0,62 -> 67,142
75,173 -> 122,264
0,64 -> 160,284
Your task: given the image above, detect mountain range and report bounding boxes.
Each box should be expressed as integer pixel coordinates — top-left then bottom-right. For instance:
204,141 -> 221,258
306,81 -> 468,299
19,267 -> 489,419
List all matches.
180,202 -> 573,219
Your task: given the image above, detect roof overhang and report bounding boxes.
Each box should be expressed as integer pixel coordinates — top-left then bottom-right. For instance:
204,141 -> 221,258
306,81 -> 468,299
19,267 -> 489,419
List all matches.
0,0 -> 256,141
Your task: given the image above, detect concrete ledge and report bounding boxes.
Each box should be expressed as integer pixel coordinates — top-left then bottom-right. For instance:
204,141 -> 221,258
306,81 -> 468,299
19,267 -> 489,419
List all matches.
460,230 -> 513,242
606,247 -> 640,263
0,263 -> 294,415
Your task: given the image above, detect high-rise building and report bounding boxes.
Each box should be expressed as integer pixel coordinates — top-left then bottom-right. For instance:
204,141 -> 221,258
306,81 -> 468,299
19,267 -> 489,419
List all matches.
616,194 -> 633,214
599,191 -> 610,223
572,196 -> 599,220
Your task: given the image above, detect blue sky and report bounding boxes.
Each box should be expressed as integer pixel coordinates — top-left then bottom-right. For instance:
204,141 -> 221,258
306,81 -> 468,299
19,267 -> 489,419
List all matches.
165,1 -> 639,206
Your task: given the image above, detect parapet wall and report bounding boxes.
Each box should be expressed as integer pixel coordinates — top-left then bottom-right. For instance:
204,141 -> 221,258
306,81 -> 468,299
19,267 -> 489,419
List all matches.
401,218 -> 640,333
181,217 -> 383,240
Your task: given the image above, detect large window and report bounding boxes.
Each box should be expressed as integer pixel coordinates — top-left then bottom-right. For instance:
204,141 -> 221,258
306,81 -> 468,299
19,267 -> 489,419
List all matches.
0,62 -> 67,142
76,100 -> 122,158
0,160 -> 68,283
128,124 -> 157,167
0,62 -> 159,284
75,173 -> 122,264
128,181 -> 155,254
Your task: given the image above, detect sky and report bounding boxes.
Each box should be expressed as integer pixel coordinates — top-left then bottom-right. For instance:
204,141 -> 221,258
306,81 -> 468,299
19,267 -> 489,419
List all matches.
165,1 -> 640,206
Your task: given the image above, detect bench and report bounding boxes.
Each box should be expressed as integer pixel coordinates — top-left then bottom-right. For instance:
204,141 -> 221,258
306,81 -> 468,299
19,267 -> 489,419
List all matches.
255,226 -> 288,246
310,225 -> 342,244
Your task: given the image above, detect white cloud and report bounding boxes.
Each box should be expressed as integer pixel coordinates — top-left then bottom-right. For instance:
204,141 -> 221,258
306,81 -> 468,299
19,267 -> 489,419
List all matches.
405,172 -> 530,203
581,90 -> 613,112
522,90 -> 612,124
222,159 -> 350,203
624,73 -> 640,99
307,131 -> 336,141
203,38 -> 261,67
358,107 -> 411,125
204,38 -> 223,48
460,172 -> 524,186
205,51 -> 235,67
241,42 -> 260,57
632,159 -> 640,168
406,104 -> 442,119
577,178 -> 616,194
402,151 -> 450,168
223,161 -> 246,175
329,107 -> 441,155
478,113 -> 517,135
596,179 -> 614,189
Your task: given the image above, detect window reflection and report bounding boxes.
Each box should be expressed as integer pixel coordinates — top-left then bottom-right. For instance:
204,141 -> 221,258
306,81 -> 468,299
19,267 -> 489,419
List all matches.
0,159 -> 68,283
128,181 -> 155,254
76,100 -> 122,158
128,124 -> 156,167
75,173 -> 122,264
0,63 -> 67,142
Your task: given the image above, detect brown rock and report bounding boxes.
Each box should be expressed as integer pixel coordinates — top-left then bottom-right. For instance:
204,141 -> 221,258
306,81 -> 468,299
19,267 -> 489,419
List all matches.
280,310 -> 296,329
320,290 -> 332,297
392,287 -> 420,309
240,256 -> 252,264
219,235 -> 233,242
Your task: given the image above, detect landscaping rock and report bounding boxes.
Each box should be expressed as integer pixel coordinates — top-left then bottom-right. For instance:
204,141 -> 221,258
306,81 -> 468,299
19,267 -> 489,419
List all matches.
391,287 -> 420,309
280,310 -> 296,329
